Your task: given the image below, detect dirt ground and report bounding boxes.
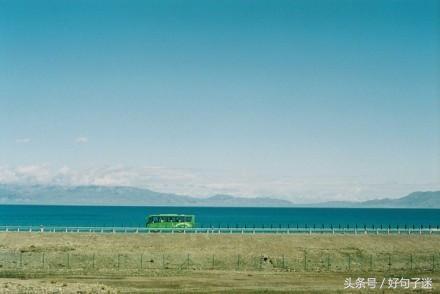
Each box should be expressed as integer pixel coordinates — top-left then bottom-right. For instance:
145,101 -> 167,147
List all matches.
1,271 -> 438,293
1,232 -> 439,255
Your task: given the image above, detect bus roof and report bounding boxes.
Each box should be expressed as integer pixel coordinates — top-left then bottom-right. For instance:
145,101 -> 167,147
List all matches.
148,214 -> 194,217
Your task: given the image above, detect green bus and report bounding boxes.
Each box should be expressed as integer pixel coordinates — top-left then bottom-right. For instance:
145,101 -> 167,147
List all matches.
146,214 -> 196,229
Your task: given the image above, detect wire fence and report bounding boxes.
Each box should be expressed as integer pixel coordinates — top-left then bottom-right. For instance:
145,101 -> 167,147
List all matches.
0,250 -> 438,274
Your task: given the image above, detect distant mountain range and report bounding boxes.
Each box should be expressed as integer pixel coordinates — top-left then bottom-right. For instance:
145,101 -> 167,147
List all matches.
0,184 -> 291,207
0,184 -> 438,208
306,191 -> 440,208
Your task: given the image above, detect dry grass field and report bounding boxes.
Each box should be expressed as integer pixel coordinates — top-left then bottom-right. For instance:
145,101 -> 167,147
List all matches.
0,233 -> 438,293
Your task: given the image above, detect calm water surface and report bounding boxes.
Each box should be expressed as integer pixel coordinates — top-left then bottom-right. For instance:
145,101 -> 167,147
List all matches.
0,205 -> 439,228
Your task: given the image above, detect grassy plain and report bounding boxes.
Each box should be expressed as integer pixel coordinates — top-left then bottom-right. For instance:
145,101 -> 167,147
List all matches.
0,233 -> 438,292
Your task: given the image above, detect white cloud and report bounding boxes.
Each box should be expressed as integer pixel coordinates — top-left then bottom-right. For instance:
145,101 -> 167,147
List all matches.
0,164 -> 438,203
15,138 -> 31,144
75,137 -> 88,144
0,164 -> 52,184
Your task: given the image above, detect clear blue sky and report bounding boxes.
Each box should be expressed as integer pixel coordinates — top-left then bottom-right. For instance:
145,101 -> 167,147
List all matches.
0,0 -> 438,201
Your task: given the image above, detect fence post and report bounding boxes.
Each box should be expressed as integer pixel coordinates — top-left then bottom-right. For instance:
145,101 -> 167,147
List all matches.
259,255 -> 262,270
212,254 -> 215,269
67,253 -> 70,269
162,254 -> 165,269
187,254 -> 190,269
237,254 -> 240,270
117,254 -> 120,270
369,255 -> 373,271
304,251 -> 307,271
410,254 -> 413,270
19,252 -> 23,268
388,254 -> 391,271
92,253 -> 95,269
282,255 -> 285,269
432,254 -> 435,271
348,255 -> 351,271
42,252 -> 45,269
327,255 -> 330,271
140,254 -> 143,270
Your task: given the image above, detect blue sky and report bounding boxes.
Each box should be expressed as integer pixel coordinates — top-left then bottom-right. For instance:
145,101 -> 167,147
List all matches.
0,0 -> 439,202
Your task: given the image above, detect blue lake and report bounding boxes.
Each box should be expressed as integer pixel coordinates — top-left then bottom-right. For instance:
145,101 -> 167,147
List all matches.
0,205 -> 439,228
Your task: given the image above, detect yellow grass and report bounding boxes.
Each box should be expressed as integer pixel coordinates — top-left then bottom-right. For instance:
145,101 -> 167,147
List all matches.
0,233 -> 438,292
